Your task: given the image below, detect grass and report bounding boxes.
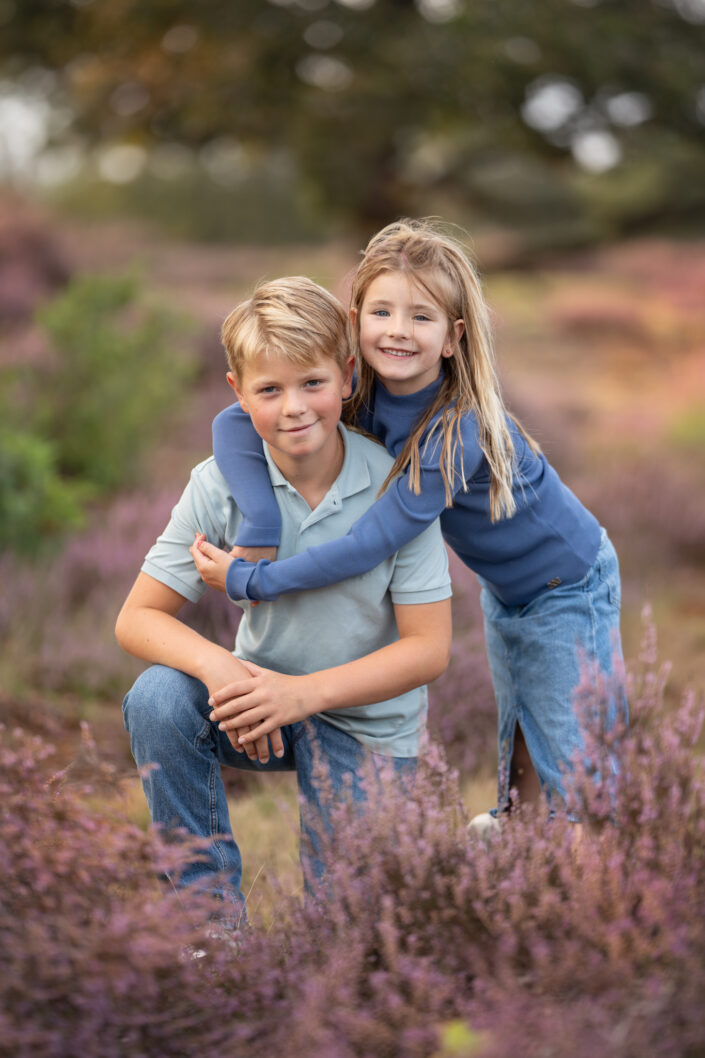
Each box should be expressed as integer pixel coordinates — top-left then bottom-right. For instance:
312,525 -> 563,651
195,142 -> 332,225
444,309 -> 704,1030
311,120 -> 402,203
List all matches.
112,768 -> 499,931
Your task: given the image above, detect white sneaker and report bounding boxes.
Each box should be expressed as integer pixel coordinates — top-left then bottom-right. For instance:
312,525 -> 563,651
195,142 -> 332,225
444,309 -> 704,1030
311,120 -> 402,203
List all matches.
467,811 -> 502,839
182,924 -> 244,962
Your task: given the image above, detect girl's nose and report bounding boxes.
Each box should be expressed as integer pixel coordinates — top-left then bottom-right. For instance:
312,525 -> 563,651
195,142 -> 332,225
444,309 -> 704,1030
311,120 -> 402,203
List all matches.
386,313 -> 409,338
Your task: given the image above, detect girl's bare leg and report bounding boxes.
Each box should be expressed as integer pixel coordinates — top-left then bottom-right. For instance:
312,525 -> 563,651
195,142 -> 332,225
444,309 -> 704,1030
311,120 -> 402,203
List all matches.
509,724 -> 541,808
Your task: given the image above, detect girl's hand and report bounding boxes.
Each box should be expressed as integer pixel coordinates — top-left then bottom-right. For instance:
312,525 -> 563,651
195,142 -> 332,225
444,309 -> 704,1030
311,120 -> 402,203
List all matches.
190,533 -> 233,593
208,659 -> 314,745
190,534 -> 267,604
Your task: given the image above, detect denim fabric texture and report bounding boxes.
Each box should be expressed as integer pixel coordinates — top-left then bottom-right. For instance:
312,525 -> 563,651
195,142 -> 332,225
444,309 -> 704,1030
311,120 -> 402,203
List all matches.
122,664 -> 415,914
479,528 -> 627,813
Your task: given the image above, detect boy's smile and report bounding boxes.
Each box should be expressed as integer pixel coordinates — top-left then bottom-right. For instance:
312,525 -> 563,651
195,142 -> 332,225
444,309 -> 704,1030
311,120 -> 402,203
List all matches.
356,270 -> 463,396
228,351 -> 354,504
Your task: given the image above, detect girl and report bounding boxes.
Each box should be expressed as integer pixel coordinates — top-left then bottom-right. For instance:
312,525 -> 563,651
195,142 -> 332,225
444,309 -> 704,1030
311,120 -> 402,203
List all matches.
210,219 -> 627,820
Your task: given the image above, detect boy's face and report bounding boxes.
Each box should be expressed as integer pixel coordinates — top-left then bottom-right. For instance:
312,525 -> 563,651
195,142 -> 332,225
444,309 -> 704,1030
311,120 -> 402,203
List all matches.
228,351 -> 354,472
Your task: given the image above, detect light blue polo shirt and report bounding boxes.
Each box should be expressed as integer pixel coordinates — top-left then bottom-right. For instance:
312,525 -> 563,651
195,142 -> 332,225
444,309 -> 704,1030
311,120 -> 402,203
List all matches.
142,424 -> 451,756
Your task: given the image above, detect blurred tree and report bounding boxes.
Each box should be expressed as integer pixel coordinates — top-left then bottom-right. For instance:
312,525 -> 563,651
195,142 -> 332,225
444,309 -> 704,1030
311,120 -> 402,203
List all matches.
1,0 -> 704,234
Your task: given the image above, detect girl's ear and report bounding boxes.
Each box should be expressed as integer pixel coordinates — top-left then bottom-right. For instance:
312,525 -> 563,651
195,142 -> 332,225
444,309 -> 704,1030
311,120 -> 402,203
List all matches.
341,354 -> 355,399
226,371 -> 249,412
443,318 -> 465,358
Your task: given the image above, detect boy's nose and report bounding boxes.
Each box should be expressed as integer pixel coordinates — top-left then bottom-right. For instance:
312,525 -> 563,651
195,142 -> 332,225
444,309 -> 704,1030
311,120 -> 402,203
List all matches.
282,388 -> 306,415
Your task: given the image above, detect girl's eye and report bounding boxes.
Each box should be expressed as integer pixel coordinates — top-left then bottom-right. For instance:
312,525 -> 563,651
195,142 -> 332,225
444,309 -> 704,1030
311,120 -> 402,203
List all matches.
372,309 -> 390,317
413,313 -> 430,322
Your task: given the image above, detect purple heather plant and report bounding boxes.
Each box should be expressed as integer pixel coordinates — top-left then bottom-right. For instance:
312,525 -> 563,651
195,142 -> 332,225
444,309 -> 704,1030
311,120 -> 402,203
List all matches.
225,615 -> 705,1058
0,725 -> 256,1058
0,488 -> 243,697
3,605 -> 705,1057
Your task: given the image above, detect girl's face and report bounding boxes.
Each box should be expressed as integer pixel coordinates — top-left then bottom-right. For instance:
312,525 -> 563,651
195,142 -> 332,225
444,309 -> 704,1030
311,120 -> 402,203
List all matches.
354,270 -> 464,396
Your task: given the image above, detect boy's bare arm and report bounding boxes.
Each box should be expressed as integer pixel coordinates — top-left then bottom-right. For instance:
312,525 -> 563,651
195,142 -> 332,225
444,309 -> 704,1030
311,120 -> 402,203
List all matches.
208,598 -> 452,744
115,573 -> 284,762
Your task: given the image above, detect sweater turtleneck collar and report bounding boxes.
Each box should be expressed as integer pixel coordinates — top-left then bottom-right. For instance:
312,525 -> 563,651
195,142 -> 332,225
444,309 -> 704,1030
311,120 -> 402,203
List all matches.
374,373 -> 443,416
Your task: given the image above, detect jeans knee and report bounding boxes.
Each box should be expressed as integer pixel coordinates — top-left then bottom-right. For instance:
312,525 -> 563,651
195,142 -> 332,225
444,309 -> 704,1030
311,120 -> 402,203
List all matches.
122,664 -> 208,740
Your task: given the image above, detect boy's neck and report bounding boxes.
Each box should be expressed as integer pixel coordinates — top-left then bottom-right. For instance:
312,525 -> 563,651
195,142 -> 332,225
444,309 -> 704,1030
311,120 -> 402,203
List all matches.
268,426 -> 345,510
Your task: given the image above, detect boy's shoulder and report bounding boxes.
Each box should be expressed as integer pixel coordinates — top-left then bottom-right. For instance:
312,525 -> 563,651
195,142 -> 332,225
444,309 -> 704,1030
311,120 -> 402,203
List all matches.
339,424 -> 395,494
188,455 -> 233,494
343,424 -> 393,469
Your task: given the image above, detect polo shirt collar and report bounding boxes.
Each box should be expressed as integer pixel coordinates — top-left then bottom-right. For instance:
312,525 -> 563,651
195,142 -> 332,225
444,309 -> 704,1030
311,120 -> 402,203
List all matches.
262,424 -> 371,522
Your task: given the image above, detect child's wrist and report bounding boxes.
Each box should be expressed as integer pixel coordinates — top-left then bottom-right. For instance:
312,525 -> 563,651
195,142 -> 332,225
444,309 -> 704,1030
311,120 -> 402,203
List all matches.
305,671 -> 334,715
193,643 -> 231,683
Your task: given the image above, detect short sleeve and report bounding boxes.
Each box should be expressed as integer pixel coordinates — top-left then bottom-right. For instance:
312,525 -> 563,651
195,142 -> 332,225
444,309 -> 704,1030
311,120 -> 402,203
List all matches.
388,519 -> 452,605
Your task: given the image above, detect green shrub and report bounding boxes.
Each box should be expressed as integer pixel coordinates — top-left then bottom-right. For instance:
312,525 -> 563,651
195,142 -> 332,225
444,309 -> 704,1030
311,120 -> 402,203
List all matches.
34,273 -> 195,491
0,420 -> 87,554
0,273 -> 194,554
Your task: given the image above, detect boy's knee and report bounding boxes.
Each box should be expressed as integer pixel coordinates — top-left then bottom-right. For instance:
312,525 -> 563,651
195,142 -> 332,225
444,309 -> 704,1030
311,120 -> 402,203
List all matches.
122,664 -> 208,735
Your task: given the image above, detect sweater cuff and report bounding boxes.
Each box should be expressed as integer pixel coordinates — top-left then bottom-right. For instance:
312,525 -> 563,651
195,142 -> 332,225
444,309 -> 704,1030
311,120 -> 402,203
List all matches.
234,521 -> 281,548
225,558 -> 256,601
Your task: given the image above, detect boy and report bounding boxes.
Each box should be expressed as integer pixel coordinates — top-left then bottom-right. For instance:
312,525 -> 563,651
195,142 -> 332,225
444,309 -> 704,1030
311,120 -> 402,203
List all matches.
115,277 -> 452,915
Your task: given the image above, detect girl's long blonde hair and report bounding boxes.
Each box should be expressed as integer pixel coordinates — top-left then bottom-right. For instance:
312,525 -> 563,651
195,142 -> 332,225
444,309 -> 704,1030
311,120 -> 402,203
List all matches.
344,218 -> 539,522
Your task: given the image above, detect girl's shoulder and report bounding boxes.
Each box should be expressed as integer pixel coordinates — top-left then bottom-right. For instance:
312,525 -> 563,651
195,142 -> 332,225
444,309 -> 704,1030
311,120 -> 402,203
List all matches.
419,403 -> 483,476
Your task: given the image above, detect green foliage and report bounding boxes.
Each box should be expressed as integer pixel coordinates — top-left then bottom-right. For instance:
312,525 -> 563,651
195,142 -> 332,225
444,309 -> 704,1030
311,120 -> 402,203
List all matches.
0,419 -> 87,554
3,0 -> 705,235
668,403 -> 705,454
436,1020 -> 484,1057
0,273 -> 194,554
50,168 -> 330,246
33,272 -> 194,491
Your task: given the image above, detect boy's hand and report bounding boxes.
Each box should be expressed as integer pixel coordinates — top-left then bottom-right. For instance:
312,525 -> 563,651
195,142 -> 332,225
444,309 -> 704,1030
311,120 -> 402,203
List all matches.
201,647 -> 285,762
208,659 -> 314,745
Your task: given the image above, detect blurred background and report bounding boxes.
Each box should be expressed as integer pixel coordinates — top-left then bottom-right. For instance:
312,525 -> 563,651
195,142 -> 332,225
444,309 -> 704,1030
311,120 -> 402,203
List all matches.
1,0 -> 704,905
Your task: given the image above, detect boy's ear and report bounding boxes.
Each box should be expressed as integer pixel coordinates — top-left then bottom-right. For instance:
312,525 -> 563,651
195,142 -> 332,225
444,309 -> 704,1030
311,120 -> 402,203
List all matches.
341,354 -> 355,400
226,371 -> 249,412
443,318 -> 465,358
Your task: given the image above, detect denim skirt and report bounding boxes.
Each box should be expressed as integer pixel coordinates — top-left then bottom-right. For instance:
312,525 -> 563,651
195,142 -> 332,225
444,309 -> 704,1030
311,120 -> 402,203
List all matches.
479,528 -> 627,810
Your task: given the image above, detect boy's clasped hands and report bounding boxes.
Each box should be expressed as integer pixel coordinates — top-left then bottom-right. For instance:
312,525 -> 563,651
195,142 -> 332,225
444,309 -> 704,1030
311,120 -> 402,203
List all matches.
190,532 -> 309,765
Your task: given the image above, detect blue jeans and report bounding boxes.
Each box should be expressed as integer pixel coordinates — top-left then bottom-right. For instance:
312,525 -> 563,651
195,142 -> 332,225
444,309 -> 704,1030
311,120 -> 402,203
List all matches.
480,529 -> 627,813
122,664 -> 415,913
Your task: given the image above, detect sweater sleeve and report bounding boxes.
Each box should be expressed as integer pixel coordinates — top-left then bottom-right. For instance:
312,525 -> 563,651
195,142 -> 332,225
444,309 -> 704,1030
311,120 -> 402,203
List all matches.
225,436 -> 480,602
212,403 -> 282,547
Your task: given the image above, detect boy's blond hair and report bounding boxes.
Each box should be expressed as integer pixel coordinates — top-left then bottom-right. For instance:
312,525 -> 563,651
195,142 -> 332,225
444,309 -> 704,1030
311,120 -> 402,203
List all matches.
221,276 -> 349,379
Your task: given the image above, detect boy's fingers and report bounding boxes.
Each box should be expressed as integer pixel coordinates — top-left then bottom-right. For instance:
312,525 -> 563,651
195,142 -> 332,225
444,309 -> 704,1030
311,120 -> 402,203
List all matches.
218,704 -> 263,732
252,734 -> 270,764
226,730 -> 245,753
238,724 -> 259,760
236,658 -> 264,677
209,679 -> 255,710
269,728 -> 285,759
237,717 -> 273,744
